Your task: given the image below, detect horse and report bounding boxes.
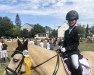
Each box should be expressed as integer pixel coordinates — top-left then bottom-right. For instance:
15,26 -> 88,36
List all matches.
4,39 -> 94,75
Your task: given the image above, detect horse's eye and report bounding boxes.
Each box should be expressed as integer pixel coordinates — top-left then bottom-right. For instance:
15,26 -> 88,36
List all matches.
13,58 -> 19,62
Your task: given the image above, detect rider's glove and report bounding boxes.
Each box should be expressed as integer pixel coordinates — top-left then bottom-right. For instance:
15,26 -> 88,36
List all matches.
60,47 -> 66,53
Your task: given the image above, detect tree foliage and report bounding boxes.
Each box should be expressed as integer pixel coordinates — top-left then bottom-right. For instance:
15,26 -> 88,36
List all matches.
0,16 -> 13,37
21,29 -> 29,38
85,24 -> 89,37
11,26 -> 21,38
33,24 -> 46,33
77,25 -> 85,37
15,14 -> 21,27
49,29 -> 57,38
29,24 -> 46,38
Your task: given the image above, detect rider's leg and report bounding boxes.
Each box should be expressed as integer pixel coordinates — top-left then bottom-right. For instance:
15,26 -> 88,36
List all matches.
71,54 -> 82,75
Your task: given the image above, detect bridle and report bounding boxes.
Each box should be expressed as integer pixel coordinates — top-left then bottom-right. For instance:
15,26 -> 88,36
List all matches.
5,50 -> 60,75
5,51 -> 25,75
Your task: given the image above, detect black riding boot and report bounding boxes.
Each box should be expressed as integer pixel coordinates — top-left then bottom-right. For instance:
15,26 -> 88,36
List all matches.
71,68 -> 76,75
75,66 -> 83,75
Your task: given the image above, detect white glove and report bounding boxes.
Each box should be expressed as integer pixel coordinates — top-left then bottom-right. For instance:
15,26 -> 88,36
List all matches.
61,47 -> 66,52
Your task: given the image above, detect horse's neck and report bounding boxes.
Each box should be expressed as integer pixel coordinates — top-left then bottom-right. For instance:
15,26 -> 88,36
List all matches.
28,45 -> 67,75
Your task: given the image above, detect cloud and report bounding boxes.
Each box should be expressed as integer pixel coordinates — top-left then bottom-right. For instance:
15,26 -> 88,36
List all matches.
0,0 -> 94,25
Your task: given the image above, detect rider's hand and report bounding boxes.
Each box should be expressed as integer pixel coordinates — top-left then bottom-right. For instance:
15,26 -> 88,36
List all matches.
60,47 -> 66,53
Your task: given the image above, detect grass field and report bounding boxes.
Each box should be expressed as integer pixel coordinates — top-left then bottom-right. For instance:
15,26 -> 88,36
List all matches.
0,41 -> 94,75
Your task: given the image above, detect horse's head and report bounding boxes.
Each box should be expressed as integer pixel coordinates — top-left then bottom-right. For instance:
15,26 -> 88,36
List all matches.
4,39 -> 30,75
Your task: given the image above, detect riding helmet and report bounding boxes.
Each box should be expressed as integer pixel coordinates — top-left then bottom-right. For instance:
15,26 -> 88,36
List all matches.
66,10 -> 79,20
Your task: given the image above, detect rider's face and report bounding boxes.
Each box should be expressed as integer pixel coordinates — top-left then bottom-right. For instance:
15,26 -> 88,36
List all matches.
68,19 -> 77,27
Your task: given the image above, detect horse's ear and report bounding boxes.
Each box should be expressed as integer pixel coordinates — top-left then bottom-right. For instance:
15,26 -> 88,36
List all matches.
23,39 -> 28,50
17,39 -> 22,47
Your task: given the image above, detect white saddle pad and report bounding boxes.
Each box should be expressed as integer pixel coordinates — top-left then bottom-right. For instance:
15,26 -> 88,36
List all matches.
62,58 -> 91,75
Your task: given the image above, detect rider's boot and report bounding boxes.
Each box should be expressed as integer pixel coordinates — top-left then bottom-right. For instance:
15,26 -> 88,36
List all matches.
75,65 -> 83,75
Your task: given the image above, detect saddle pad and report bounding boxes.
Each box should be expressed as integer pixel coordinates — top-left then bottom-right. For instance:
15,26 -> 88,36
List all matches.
62,58 -> 91,75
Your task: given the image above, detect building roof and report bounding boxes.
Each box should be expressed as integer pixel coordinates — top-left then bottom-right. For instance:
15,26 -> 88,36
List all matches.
21,23 -> 34,31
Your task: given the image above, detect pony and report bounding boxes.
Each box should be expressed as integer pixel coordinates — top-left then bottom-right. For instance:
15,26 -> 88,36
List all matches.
4,39 -> 94,75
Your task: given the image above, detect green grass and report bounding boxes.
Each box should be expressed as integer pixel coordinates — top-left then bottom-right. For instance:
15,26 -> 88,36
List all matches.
79,42 -> 94,52
0,42 -> 94,75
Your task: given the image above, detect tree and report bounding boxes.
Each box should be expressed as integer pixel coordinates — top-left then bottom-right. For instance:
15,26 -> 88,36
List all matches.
29,29 -> 35,38
0,16 -> 13,37
15,14 -> 21,27
85,24 -> 89,38
33,24 -> 46,34
11,26 -> 21,38
77,25 -> 85,37
29,24 -> 46,38
21,29 -> 29,38
49,29 -> 57,38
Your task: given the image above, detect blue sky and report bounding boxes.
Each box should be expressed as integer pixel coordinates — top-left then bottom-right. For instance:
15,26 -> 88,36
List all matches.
0,0 -> 94,28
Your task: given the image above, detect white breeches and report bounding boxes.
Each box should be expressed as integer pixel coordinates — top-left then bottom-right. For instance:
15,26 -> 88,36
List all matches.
71,54 -> 79,69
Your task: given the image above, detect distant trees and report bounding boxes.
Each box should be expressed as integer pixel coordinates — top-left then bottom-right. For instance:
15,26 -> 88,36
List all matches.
29,24 -> 46,38
21,29 -> 29,38
85,24 -> 89,38
49,29 -> 57,38
11,26 -> 21,38
77,25 -> 85,37
33,24 -> 46,34
1,15 -> 94,39
0,16 -> 13,37
15,14 -> 21,27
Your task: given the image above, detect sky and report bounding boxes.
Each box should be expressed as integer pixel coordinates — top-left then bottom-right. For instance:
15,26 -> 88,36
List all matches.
0,0 -> 94,28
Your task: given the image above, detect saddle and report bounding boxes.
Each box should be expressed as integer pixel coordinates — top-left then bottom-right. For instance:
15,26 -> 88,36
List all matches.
62,56 -> 91,75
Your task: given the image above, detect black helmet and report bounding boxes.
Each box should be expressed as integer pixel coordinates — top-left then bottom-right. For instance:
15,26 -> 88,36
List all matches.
66,10 -> 79,20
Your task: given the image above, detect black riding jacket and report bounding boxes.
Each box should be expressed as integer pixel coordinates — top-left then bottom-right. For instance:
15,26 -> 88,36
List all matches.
63,26 -> 80,54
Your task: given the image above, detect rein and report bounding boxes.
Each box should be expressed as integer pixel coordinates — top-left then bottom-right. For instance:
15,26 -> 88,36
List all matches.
32,53 -> 60,75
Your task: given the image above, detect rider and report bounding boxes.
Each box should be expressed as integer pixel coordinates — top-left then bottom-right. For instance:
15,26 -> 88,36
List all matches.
60,10 -> 83,75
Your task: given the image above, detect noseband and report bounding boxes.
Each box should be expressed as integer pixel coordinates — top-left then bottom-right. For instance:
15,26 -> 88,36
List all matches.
5,51 -> 25,75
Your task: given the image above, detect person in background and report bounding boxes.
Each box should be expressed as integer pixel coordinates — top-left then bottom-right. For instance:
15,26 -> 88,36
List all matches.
39,39 -> 44,48
34,39 -> 38,45
2,41 -> 10,62
46,39 -> 50,50
53,37 -> 57,46
29,39 -> 35,45
49,39 -> 54,50
0,40 -> 3,62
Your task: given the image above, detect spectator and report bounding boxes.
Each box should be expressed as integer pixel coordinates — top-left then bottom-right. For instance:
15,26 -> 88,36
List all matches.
58,38 -> 63,46
49,39 -> 54,50
2,41 -> 10,62
29,39 -> 35,45
34,39 -> 38,45
0,39 -> 3,62
39,39 -> 44,48
46,40 -> 50,50
53,37 -> 57,46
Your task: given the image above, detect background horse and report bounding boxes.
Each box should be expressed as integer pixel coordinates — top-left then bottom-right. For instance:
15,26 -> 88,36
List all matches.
4,40 -> 94,75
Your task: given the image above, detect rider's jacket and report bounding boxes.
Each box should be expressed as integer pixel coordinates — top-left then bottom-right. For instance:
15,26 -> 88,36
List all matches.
63,26 -> 80,55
